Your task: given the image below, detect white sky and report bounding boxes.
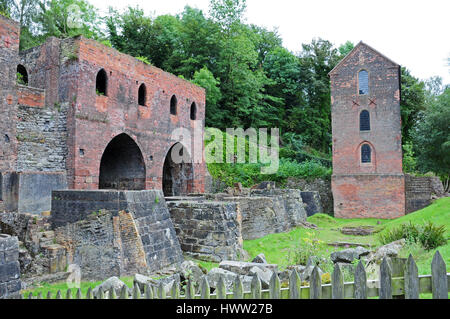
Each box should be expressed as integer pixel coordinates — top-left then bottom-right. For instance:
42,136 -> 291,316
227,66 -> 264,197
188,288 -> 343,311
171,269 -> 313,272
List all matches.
90,0 -> 450,85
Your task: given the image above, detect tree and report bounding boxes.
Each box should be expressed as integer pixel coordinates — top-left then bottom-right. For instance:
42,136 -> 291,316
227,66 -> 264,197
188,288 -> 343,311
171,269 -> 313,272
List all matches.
400,67 -> 426,143
412,87 -> 450,190
192,67 -> 222,127
297,38 -> 341,153
209,0 -> 247,31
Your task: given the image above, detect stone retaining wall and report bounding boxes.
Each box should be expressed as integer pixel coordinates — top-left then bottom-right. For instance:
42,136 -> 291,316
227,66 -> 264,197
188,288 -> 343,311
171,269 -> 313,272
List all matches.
51,190 -> 183,280
0,234 -> 21,299
405,175 -> 444,214
167,200 -> 244,263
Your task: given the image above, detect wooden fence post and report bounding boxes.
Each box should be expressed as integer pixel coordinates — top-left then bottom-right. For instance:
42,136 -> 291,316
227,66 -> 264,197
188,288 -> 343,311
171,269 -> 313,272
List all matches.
269,272 -> 281,299
233,276 -> 244,299
56,290 -> 62,299
354,261 -> 367,299
120,286 -> 129,299
109,287 -> 117,299
66,289 -> 72,299
332,264 -> 344,299
380,257 -> 392,299
133,283 -> 141,299
144,283 -> 154,299
310,266 -> 322,299
404,254 -> 419,299
186,278 -> 195,299
431,251 -> 448,299
27,292 -> 33,300
75,288 -> 82,300
201,277 -> 211,299
46,291 -> 52,300
216,276 -> 226,300
251,274 -> 262,299
158,281 -> 166,300
289,269 -> 301,300
86,287 -> 93,300
97,287 -> 104,299
37,292 -> 43,299
170,281 -> 179,300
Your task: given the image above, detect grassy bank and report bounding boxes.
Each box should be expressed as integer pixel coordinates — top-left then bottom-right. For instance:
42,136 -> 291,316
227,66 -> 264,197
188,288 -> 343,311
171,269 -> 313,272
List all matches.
23,198 -> 449,297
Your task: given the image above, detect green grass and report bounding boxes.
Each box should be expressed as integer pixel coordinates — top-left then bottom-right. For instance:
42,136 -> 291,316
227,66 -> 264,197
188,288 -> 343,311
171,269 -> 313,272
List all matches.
244,197 -> 450,276
23,198 -> 449,297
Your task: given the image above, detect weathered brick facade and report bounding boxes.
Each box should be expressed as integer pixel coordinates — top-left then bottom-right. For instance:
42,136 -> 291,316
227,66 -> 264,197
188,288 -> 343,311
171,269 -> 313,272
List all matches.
330,42 -> 405,219
0,15 -> 206,213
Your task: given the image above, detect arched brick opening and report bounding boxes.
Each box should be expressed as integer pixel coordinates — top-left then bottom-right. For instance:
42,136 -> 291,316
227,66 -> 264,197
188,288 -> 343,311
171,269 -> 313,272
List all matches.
162,143 -> 193,197
17,64 -> 28,85
99,133 -> 146,190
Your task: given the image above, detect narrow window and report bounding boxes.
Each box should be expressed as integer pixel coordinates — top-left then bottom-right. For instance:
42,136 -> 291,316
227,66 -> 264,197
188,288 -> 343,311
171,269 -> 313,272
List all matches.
361,144 -> 372,163
138,83 -> 146,106
190,102 -> 197,121
17,64 -> 28,85
359,70 -> 369,95
96,69 -> 107,96
170,95 -> 177,115
360,110 -> 371,131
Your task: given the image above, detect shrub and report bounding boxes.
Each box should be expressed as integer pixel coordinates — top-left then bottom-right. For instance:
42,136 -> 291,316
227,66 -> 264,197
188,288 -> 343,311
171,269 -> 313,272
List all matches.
378,222 -> 447,251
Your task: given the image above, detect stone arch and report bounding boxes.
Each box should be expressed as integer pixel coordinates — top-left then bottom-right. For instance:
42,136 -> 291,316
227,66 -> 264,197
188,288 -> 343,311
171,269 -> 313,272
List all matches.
17,64 -> 28,85
162,143 -> 194,197
358,69 -> 369,95
96,68 -> 108,96
138,83 -> 146,106
360,110 -> 371,131
356,141 -> 376,165
190,102 -> 197,120
170,95 -> 177,115
99,133 -> 146,190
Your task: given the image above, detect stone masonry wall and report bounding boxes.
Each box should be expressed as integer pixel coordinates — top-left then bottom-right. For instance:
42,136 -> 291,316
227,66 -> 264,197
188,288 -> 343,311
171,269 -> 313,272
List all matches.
0,234 -> 21,299
51,190 -> 183,279
404,175 -> 444,214
167,200 -> 243,263
286,178 -> 333,215
16,103 -> 68,172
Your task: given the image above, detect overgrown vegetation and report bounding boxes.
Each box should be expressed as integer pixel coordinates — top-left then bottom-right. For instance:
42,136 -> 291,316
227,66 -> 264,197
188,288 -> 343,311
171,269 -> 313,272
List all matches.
378,222 -> 447,251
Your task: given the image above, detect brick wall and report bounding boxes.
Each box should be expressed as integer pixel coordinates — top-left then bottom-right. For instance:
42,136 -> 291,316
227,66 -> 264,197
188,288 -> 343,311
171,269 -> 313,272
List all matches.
0,16 -> 20,173
330,42 -> 405,219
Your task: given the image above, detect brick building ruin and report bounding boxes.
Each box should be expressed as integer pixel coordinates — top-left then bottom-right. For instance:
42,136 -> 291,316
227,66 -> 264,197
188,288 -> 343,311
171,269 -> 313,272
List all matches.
330,42 -> 444,219
0,14 -> 206,214
0,15 -> 444,287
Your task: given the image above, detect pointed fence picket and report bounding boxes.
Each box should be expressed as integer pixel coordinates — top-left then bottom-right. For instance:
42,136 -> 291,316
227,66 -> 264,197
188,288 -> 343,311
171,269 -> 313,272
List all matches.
24,251 -> 449,300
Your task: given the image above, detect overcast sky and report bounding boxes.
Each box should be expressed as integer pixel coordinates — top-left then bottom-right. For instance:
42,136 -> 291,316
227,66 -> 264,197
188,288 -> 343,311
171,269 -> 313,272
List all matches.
90,0 -> 450,85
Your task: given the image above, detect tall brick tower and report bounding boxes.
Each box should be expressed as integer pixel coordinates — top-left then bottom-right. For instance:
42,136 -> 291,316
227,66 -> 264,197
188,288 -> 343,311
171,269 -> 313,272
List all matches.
329,42 -> 405,219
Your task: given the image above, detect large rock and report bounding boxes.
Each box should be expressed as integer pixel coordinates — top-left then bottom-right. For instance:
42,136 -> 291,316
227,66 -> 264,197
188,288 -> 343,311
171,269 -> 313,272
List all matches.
134,274 -> 158,291
219,261 -> 278,275
252,254 -> 267,264
179,261 -> 204,285
206,268 -> 253,292
133,273 -> 180,294
93,277 -> 130,298
369,239 -> 406,264
249,266 -> 273,288
330,246 -> 371,263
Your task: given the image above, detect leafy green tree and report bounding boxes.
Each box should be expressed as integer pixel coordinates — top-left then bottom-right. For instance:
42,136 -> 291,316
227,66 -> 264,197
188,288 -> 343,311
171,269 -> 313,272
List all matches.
192,67 -> 222,127
338,41 -> 354,57
297,38 -> 341,153
412,87 -> 450,189
400,67 -> 426,143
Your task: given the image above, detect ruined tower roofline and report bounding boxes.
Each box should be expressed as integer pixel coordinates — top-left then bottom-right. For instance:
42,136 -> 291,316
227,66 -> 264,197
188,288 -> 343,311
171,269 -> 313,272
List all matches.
73,35 -> 206,94
328,41 -> 400,77
17,33 -> 205,97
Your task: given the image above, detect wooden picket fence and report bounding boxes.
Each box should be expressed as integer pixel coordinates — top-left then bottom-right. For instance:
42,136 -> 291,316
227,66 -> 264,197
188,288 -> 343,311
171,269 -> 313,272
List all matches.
24,251 -> 449,300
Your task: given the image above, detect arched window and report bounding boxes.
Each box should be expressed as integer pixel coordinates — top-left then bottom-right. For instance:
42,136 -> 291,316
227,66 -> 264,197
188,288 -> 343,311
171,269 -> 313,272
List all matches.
190,102 -> 197,121
359,70 -> 369,95
360,110 -> 371,131
96,69 -> 107,96
361,144 -> 372,163
17,65 -> 28,85
138,83 -> 146,106
170,95 -> 177,115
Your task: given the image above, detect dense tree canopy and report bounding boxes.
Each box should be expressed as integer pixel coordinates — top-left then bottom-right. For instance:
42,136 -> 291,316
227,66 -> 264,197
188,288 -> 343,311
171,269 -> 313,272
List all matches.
2,0 -> 447,181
